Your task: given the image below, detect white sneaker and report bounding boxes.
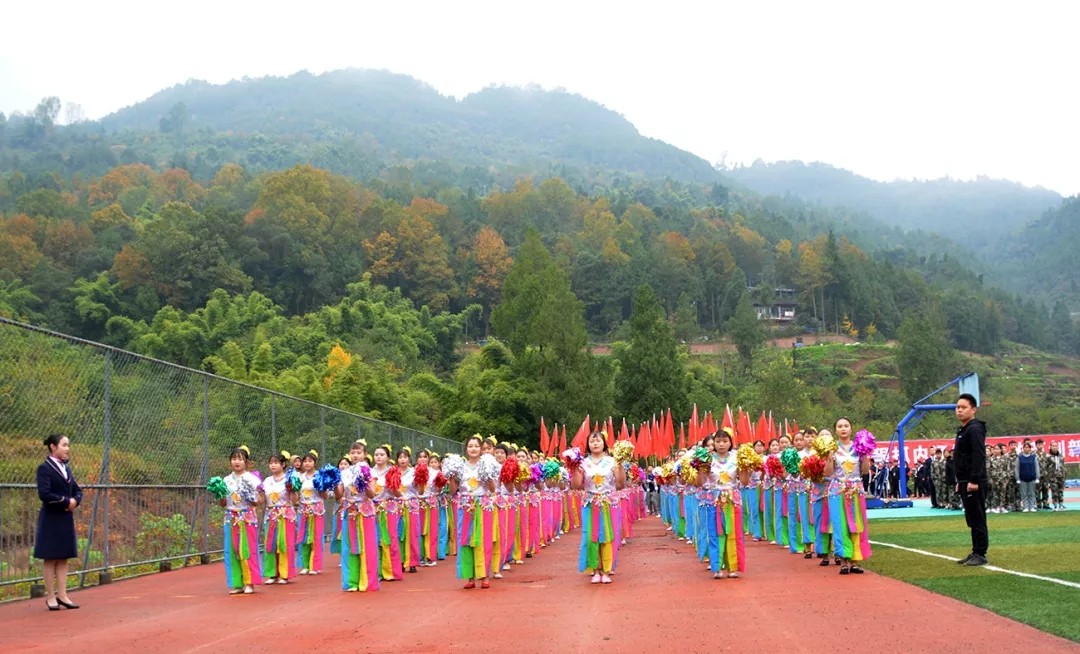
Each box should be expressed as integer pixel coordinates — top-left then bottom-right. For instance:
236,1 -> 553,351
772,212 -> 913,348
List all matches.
493,573 -> 503,579
728,571 -> 740,578
264,578 -> 277,585
591,573 -> 601,584
299,569 -> 309,575
243,585 -> 254,594
502,563 -> 511,571
600,574 -> 612,584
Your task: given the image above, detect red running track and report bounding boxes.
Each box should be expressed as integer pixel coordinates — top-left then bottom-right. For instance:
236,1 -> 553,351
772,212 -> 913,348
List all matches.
1,516 -> 1075,653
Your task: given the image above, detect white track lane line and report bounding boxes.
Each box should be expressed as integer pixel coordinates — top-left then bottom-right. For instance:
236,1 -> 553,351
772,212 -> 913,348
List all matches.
869,540 -> 1080,590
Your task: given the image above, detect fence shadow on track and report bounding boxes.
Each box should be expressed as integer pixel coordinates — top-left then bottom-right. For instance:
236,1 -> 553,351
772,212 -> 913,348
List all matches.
0,317 -> 460,601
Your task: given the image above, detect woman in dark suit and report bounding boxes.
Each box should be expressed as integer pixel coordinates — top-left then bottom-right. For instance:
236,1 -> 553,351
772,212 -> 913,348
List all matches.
35,433 -> 83,610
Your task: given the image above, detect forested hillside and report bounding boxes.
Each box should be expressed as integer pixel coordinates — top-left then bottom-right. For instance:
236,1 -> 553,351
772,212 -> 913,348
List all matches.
1,70 -> 1078,445
725,160 -> 1062,254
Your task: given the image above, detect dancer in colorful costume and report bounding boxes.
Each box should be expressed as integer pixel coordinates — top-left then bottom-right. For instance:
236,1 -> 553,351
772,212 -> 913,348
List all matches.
219,446 -> 263,594
825,417 -> 873,574
696,430 -> 747,578
572,431 -> 626,584
260,451 -> 297,584
447,435 -> 497,589
336,446 -> 379,592
296,450 -> 326,574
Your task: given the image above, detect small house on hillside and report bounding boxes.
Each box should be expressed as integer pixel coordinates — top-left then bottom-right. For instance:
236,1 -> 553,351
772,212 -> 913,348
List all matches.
753,288 -> 797,323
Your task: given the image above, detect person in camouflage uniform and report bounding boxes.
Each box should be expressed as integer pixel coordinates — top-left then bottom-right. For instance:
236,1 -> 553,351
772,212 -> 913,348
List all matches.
1005,441 -> 1021,513
989,443 -> 1008,512
944,448 -> 959,509
1035,439 -> 1051,510
985,445 -> 1000,513
931,448 -> 946,508
1047,442 -> 1066,511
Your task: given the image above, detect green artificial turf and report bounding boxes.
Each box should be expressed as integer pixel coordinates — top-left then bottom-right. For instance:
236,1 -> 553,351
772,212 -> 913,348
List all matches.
867,512 -> 1080,642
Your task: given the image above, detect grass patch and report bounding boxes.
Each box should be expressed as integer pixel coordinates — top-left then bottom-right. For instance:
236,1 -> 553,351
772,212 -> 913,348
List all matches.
868,512 -> 1080,642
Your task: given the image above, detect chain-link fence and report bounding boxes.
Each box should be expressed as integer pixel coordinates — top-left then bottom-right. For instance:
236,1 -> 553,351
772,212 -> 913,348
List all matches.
0,317 -> 460,601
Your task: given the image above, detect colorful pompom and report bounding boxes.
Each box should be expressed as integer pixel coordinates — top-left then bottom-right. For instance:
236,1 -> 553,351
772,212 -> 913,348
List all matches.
206,476 -> 227,500
477,453 -> 500,483
659,461 -> 676,483
353,465 -> 371,493
413,462 -> 429,489
385,466 -> 402,492
313,464 -> 341,492
530,462 -> 544,485
238,477 -> 258,504
812,433 -> 838,458
679,463 -> 698,484
765,454 -> 785,478
629,463 -> 643,483
285,470 -> 302,493
780,447 -> 801,475
853,429 -> 877,457
442,454 -> 465,480
542,459 -> 562,480
736,443 -> 764,473
612,440 -> 636,464
690,446 -> 712,470
799,453 -> 827,483
500,458 -> 521,485
561,447 -> 584,471
515,460 -> 532,484
433,471 -> 448,490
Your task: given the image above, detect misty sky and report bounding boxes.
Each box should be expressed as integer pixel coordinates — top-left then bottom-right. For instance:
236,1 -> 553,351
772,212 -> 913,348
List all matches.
2,1 -> 1077,195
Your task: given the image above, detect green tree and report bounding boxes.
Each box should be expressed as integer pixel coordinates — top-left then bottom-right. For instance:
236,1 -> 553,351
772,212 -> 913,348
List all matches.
726,292 -> 765,372
897,303 -> 960,402
672,292 -> 698,343
614,284 -> 688,423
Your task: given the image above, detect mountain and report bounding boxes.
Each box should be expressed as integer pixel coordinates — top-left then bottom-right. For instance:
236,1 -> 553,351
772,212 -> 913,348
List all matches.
999,196 -> 1080,308
97,69 -> 720,184
724,160 -> 1062,254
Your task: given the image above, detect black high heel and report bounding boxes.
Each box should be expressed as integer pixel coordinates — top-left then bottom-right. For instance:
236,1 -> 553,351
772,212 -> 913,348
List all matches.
56,598 -> 80,609
46,600 -> 60,611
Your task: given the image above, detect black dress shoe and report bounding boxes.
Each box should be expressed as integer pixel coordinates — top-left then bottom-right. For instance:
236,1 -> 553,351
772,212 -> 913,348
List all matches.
46,600 -> 60,611
56,598 -> 80,609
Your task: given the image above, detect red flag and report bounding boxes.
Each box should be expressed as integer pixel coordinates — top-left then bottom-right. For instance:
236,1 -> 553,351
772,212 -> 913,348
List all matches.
736,408 -> 753,446
722,404 -> 735,438
790,419 -> 800,436
665,409 -> 675,454
678,422 -> 686,451
640,423 -> 650,459
572,415 -> 591,450
689,404 -> 699,447
606,416 -> 615,447
705,411 -> 716,435
768,412 -> 776,442
619,418 -> 630,442
559,424 -> 567,453
540,417 -> 550,456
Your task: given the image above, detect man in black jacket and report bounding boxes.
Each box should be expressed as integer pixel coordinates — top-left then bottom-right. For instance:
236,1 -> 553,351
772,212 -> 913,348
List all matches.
953,393 -> 989,566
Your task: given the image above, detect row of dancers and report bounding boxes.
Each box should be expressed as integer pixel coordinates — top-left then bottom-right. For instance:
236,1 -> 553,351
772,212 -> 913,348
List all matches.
657,418 -> 873,578
216,433 -> 644,594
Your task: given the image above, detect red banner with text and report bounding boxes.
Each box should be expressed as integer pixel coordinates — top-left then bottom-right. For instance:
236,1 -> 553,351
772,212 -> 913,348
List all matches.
882,435 -> 1080,465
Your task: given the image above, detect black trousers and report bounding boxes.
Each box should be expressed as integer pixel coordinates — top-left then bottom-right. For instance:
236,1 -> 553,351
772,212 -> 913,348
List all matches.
959,483 -> 989,556
928,481 -> 938,507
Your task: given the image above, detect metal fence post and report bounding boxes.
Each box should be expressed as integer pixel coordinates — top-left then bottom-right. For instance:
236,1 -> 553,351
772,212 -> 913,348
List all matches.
320,408 -> 326,461
80,351 -> 112,587
271,395 -> 277,453
102,352 -> 112,571
194,377 -> 210,555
